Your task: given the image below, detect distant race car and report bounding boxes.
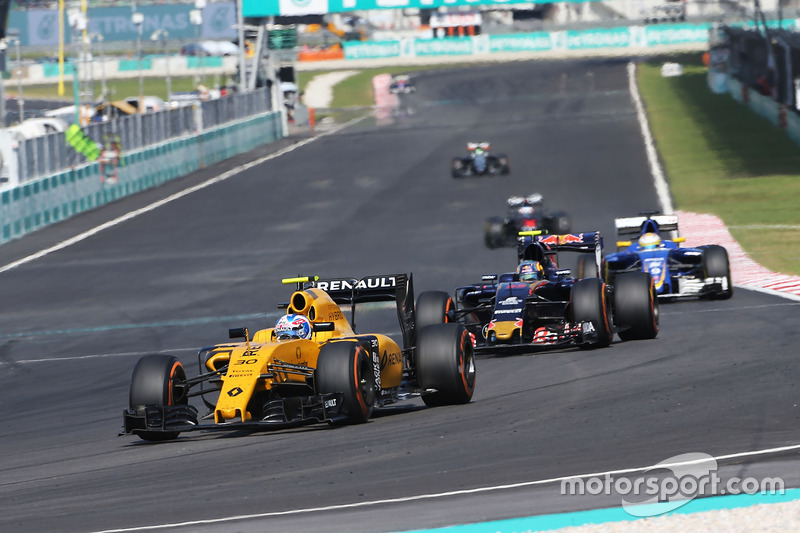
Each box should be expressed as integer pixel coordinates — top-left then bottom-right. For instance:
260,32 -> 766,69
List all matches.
451,142 -> 510,177
121,274 -> 476,441
417,231 -> 658,355
389,75 -> 416,94
484,193 -> 571,249
602,212 -> 732,300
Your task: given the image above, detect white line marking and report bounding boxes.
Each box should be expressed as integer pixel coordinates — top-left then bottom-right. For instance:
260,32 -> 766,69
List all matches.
89,443 -> 800,533
628,61 -> 674,214
659,300 -> 800,315
0,348 -> 200,366
0,116 -> 367,275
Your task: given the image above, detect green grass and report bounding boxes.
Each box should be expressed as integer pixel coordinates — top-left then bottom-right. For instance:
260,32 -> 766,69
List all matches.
637,53 -> 800,275
12,74 -> 232,103
298,64 -> 475,109
14,57 -> 800,274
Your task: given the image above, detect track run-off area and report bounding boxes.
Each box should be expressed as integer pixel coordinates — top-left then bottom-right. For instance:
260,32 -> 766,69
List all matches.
1,59 -> 799,533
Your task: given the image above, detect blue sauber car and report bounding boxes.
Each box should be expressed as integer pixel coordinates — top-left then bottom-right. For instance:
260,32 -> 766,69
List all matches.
604,212 -> 732,300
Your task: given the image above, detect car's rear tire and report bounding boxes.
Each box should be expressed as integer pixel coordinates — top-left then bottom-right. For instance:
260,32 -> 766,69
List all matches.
129,354 -> 188,441
614,272 -> 659,341
316,342 -> 376,423
417,323 -> 476,406
416,291 -> 455,329
571,278 -> 613,348
702,245 -> 733,300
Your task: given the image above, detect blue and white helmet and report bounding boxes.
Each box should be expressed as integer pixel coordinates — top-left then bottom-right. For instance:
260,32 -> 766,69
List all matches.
275,314 -> 312,340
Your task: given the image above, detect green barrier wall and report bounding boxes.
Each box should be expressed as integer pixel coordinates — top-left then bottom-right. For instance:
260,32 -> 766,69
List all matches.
0,112 -> 283,246
343,20 -> 797,60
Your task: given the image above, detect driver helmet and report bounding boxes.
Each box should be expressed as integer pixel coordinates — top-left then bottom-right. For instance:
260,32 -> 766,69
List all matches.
639,232 -> 662,250
518,205 -> 535,217
275,314 -> 312,340
517,260 -> 544,282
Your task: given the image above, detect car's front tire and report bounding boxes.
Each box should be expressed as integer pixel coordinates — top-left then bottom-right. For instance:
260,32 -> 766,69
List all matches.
571,278 -> 613,348
129,354 -> 188,441
702,245 -> 733,300
316,342 -> 376,423
614,271 -> 659,341
416,323 -> 476,406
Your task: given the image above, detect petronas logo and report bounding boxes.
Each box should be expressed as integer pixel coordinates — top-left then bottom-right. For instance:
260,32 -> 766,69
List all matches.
38,14 -> 57,41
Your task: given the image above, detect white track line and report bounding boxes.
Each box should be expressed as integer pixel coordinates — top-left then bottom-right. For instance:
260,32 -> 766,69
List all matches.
628,62 -> 673,214
0,116 -> 367,275
90,443 -> 800,533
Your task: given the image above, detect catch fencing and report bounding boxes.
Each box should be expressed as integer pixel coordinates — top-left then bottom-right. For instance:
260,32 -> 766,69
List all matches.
16,88 -> 272,186
1,87 -> 284,246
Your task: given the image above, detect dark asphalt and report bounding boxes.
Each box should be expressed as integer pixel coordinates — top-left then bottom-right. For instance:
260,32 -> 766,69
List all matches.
1,58 -> 798,533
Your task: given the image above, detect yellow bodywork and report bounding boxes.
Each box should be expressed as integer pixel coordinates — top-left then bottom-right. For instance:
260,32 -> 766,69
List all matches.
203,287 -> 403,423
489,319 -> 520,341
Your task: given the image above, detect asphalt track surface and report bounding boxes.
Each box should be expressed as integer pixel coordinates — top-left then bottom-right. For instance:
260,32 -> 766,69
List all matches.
1,59 -> 799,533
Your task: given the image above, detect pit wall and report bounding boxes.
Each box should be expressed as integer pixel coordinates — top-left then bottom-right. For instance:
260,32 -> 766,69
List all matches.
0,112 -> 283,246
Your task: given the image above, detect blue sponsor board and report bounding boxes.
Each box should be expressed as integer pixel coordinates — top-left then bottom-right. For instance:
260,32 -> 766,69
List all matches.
7,2 -> 236,46
489,33 -> 553,53
343,40 -> 401,59
414,37 -> 474,56
566,27 -> 631,49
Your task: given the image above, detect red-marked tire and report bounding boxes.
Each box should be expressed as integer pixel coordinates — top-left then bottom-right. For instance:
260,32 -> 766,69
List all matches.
129,354 -> 188,441
571,278 -> 613,348
614,271 -> 659,341
316,342 -> 376,423
416,291 -> 455,329
417,323 -> 476,407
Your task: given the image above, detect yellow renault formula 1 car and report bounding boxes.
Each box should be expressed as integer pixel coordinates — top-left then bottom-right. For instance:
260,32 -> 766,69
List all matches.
121,274 -> 476,441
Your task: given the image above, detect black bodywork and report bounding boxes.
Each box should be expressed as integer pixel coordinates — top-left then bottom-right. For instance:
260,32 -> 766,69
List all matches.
484,194 -> 571,249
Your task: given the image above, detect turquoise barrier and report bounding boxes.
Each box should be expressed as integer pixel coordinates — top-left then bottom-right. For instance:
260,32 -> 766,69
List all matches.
343,20 -> 797,60
0,112 -> 283,246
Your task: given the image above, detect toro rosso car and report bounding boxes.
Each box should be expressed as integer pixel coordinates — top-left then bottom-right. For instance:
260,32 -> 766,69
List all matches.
451,142 -> 510,178
604,212 -> 732,300
417,232 -> 659,355
484,194 -> 571,249
121,274 -> 475,441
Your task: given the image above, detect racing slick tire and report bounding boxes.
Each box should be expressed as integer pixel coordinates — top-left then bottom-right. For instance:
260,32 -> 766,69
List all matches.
484,217 -> 505,249
316,342 -> 376,424
701,245 -> 733,300
499,155 -> 510,175
416,323 -> 476,407
488,154 -> 510,175
451,158 -> 468,178
129,354 -> 189,441
614,271 -> 659,341
416,291 -> 455,329
570,278 -> 613,349
577,255 -> 600,279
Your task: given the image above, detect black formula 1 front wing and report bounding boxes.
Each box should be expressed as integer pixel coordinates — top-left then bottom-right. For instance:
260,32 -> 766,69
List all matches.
121,392 -> 348,437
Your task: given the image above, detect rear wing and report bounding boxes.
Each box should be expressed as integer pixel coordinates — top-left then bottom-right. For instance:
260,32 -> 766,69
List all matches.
282,274 -> 417,351
615,214 -> 679,237
517,231 -> 604,275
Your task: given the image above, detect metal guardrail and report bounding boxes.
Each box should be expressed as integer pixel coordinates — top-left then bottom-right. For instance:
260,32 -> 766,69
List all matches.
1,86 -> 284,247
14,87 -> 272,186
